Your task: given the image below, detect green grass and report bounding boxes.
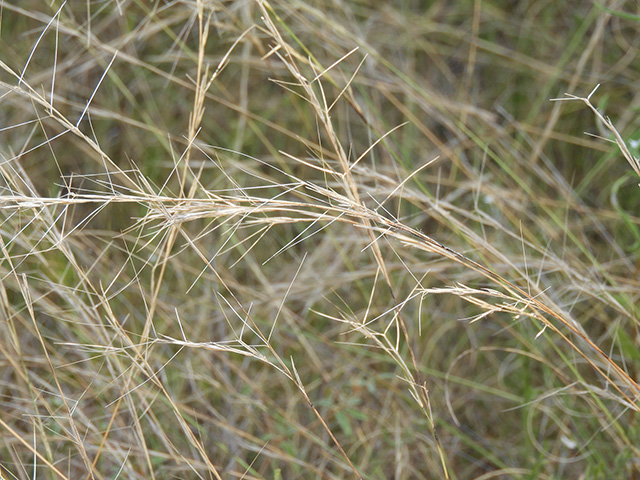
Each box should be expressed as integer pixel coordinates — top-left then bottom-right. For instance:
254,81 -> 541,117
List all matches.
1,1 -> 640,479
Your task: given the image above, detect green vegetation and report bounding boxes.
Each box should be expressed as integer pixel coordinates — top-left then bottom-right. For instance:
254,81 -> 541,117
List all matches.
1,1 -> 639,478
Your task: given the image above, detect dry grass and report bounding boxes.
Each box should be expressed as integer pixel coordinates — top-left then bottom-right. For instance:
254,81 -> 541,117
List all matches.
1,1 -> 640,478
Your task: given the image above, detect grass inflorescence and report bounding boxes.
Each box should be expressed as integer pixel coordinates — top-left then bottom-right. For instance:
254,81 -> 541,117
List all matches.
1,1 -> 640,479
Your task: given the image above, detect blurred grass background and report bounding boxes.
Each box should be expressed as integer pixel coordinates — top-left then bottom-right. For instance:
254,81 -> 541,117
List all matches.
0,1 -> 640,478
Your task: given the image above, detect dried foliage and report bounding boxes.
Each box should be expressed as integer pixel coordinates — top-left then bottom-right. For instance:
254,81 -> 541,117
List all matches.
1,1 -> 640,478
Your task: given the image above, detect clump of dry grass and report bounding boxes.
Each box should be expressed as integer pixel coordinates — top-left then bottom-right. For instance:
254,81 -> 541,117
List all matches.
1,1 -> 640,479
